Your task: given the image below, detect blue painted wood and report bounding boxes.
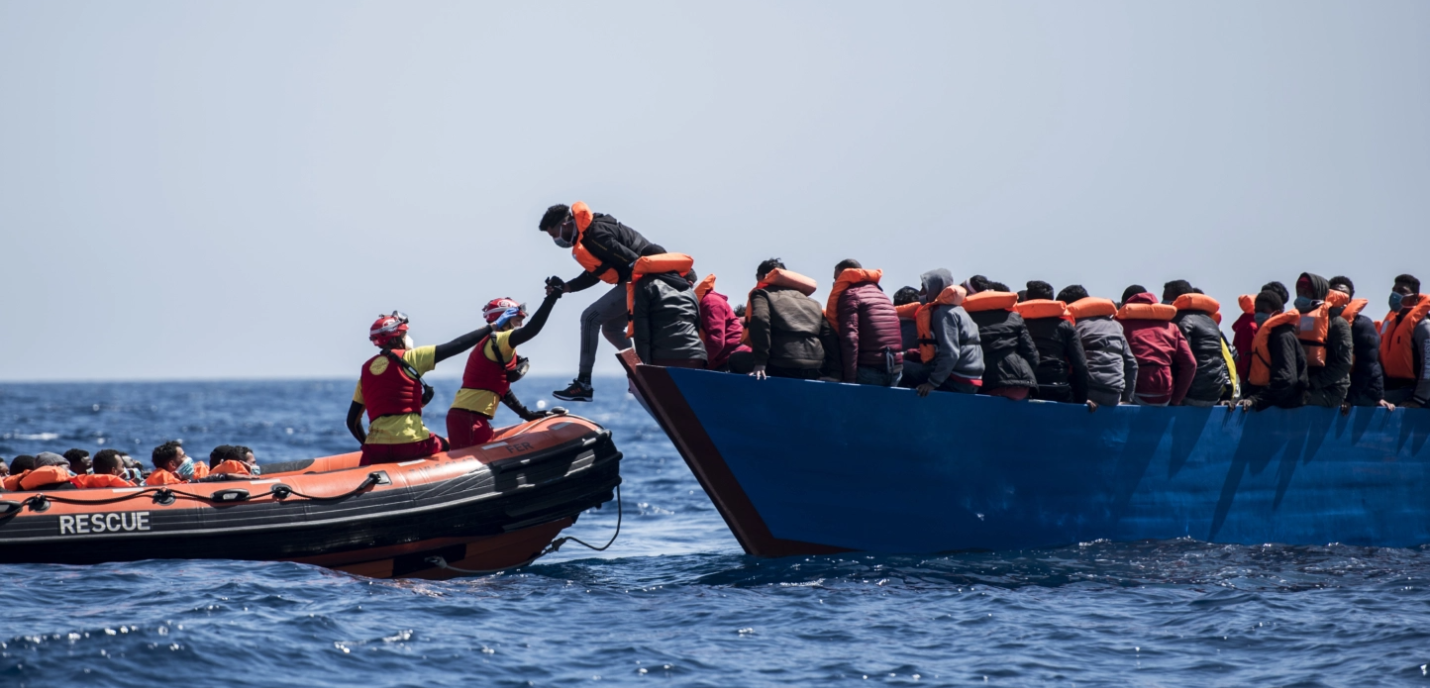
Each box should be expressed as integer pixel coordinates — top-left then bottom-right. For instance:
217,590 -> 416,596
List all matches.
663,367 -> 1430,552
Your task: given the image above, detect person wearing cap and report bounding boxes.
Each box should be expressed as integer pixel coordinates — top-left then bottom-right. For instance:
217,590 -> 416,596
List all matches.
347,311 -> 508,465
447,288 -> 566,450
539,201 -> 656,403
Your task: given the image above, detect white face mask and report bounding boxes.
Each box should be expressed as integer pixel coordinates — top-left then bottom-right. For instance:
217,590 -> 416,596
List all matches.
401,334 -> 414,350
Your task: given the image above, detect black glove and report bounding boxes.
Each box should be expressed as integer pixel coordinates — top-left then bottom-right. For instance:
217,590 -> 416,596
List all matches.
545,276 -> 566,298
502,391 -> 547,422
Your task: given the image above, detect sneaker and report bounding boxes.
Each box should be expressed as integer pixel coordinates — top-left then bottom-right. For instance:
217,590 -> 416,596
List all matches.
552,379 -> 593,402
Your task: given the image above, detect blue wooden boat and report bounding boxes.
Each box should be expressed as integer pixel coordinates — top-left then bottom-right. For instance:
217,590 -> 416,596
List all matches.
619,352 -> 1430,557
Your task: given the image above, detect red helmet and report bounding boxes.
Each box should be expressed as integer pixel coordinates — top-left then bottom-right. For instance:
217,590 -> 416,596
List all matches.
483,298 -> 526,324
369,311 -> 410,347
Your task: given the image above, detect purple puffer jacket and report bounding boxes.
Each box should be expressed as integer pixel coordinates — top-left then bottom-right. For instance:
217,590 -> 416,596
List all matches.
835,282 -> 905,381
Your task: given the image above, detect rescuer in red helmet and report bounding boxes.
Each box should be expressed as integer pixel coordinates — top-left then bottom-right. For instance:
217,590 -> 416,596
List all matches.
447,287 -> 567,449
347,310 -> 517,465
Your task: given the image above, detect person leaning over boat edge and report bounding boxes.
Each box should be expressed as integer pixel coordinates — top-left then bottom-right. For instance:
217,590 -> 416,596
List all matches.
1328,276 -> 1392,411
900,268 -> 983,396
1233,289 -> 1307,412
347,311 -> 504,465
1380,274 -> 1430,409
539,201 -> 655,403
447,292 -> 566,450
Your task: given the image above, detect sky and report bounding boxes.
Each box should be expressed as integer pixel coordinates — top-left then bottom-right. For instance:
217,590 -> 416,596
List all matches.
2,1 -> 1427,381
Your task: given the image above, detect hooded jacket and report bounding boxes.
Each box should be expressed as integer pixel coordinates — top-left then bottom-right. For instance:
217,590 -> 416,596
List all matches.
1075,314 -> 1139,402
749,285 -> 836,372
698,288 -> 745,370
920,269 -> 985,387
632,272 -> 706,364
834,281 -> 905,381
968,299 -> 1040,390
1024,314 -> 1090,402
1119,293 -> 1197,405
565,214 -> 652,293
1172,306 -> 1231,403
1299,273 -> 1353,405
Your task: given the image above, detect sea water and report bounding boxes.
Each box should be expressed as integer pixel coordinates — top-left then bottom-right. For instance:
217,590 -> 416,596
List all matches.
0,378 -> 1427,687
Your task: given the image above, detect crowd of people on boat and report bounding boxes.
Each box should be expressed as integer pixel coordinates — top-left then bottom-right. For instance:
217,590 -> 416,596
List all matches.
5,201 -> 1426,484
336,201 -> 1430,467
0,442 -> 263,492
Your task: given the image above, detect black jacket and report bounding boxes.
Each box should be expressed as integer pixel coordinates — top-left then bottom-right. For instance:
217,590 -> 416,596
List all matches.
1342,311 -> 1385,405
566,214 -> 652,292
969,310 -> 1040,390
1023,316 -> 1089,402
749,286 -> 838,372
1172,310 -> 1231,403
1246,323 -> 1307,410
632,273 -> 706,364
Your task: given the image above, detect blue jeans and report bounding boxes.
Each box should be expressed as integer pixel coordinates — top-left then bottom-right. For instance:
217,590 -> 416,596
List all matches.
856,366 -> 903,387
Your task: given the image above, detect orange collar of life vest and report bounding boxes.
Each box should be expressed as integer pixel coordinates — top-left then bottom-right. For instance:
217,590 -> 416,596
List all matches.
1014,299 -> 1070,321
1067,297 -> 1117,319
824,268 -> 883,328
695,273 -> 717,302
1116,302 -> 1177,321
962,291 -> 1018,313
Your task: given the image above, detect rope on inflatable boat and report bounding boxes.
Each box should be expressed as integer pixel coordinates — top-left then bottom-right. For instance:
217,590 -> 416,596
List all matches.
424,485 -> 623,575
0,472 -> 386,517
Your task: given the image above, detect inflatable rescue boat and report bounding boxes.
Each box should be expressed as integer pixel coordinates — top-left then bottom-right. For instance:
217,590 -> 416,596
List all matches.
621,351 -> 1430,557
0,415 -> 622,579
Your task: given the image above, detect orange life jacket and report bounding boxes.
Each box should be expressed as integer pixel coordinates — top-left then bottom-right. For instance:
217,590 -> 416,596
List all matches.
70,473 -> 137,489
145,468 -> 185,486
625,253 -> 696,338
210,460 -> 253,476
1325,290 -> 1349,309
962,291 -> 1018,313
1173,293 -> 1222,325
694,273 -> 717,303
914,285 -> 967,363
1067,297 -> 1117,319
1379,295 -> 1430,381
739,269 -> 819,345
1013,299 -> 1070,321
824,268 -> 883,329
1238,294 -> 1255,315
1116,302 -> 1177,321
192,462 -> 209,480
1296,303 -> 1331,368
569,201 -> 621,285
2,472 -> 25,491
18,465 -> 72,491
1248,310 -> 1301,386
894,302 -> 920,321
1341,298 -> 1368,323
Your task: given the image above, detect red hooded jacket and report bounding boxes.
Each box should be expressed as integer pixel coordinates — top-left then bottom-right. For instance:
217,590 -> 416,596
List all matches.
1119,293 -> 1198,405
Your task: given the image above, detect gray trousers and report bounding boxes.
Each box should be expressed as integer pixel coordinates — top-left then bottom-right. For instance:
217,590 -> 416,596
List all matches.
1086,389 -> 1123,407
579,282 -> 633,380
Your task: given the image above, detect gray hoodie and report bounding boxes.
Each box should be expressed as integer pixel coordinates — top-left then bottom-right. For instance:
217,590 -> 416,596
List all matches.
1075,314 -> 1139,401
921,269 -> 985,386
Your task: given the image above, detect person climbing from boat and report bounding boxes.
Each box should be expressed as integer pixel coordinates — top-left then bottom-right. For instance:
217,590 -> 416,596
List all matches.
447,291 -> 565,450
1235,289 -> 1308,411
1117,292 -> 1197,406
736,258 -> 838,380
1163,280 -> 1232,406
685,263 -> 749,372
1294,272 -> 1354,408
71,450 -> 136,489
1380,273 -> 1430,409
964,281 -> 1039,400
1328,276 -> 1391,410
826,259 -> 903,386
1230,281 -> 1290,388
1016,280 -> 1089,404
348,311 -> 504,465
628,246 -> 706,370
1062,285 -> 1139,407
899,268 -> 983,396
539,202 -> 654,403
145,440 -> 207,485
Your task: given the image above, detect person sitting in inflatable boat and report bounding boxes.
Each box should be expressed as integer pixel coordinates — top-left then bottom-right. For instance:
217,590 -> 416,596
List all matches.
145,440 -> 208,486
447,291 -> 566,450
72,450 -> 137,489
